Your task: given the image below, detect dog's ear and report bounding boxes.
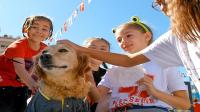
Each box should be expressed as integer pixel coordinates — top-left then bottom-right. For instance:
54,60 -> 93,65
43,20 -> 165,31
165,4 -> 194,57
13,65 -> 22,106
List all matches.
34,56 -> 46,79
76,53 -> 91,77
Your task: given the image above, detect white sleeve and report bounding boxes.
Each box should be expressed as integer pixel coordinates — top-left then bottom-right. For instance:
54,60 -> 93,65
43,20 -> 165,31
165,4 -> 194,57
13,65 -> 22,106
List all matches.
165,67 -> 187,93
142,31 -> 183,68
98,71 -> 111,89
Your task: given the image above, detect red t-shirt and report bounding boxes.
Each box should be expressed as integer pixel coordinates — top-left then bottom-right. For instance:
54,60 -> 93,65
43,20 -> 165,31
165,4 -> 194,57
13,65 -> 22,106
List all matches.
0,38 -> 47,87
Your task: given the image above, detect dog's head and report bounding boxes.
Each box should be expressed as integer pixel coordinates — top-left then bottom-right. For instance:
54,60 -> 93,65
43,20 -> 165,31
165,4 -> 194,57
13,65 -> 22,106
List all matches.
35,43 -> 90,81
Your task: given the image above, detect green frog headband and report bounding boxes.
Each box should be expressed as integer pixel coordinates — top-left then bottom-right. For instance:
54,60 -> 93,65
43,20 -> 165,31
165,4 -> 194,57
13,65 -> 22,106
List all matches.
132,16 -> 149,32
112,16 -> 149,33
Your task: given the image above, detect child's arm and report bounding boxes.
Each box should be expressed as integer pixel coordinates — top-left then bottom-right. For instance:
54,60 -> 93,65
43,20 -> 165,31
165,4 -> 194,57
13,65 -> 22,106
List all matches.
86,71 -> 100,103
57,40 -> 150,67
13,58 -> 38,92
98,86 -> 110,96
137,75 -> 191,109
96,86 -> 110,112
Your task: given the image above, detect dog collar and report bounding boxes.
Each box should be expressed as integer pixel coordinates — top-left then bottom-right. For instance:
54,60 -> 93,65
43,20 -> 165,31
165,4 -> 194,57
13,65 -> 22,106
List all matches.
39,88 -> 65,112
39,88 -> 51,100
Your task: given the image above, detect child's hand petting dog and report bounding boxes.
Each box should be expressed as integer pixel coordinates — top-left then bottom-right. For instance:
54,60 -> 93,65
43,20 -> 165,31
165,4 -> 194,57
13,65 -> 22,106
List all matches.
28,79 -> 39,94
85,71 -> 96,86
85,71 -> 100,103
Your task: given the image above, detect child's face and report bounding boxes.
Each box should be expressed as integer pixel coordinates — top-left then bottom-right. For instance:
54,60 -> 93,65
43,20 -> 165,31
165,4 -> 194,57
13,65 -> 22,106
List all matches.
115,26 -> 150,54
27,20 -> 51,42
85,39 -> 109,71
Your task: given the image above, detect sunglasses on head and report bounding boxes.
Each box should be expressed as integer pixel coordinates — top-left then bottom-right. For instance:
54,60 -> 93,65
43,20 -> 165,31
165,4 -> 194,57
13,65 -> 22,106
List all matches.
152,0 -> 166,11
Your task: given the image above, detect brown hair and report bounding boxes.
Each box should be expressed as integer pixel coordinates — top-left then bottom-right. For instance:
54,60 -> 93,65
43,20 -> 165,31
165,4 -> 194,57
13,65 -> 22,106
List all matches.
170,0 -> 200,42
113,22 -> 154,45
84,37 -> 111,51
84,37 -> 110,69
22,15 -> 53,39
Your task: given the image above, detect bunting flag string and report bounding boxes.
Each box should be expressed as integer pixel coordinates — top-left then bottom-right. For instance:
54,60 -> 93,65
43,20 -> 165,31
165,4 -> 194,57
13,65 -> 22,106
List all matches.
48,0 -> 92,45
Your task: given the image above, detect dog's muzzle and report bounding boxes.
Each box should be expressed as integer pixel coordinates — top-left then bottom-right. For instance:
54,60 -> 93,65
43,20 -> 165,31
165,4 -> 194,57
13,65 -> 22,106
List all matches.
40,54 -> 68,69
40,54 -> 53,65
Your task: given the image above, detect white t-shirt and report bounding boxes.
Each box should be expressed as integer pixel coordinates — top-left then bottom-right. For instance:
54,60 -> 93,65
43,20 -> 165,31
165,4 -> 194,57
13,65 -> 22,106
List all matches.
98,62 -> 187,109
142,31 -> 200,92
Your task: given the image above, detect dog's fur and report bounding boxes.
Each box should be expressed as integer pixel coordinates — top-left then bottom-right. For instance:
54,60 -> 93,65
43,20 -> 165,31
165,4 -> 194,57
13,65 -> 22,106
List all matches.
35,43 -> 91,101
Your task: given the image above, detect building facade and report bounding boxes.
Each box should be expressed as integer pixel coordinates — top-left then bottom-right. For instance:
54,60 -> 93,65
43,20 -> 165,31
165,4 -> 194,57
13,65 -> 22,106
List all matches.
0,35 -> 19,53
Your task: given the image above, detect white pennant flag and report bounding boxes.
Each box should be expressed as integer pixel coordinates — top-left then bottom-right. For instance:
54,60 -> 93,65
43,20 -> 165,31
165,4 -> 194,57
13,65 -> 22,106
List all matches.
59,28 -> 63,36
53,31 -> 59,43
67,16 -> 73,27
88,0 -> 91,4
73,9 -> 78,18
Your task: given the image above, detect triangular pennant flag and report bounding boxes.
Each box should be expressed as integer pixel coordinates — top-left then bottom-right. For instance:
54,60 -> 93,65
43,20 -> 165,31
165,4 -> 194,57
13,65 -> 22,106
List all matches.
50,0 -> 92,44
80,1 -> 85,12
88,0 -> 91,4
61,28 -> 63,33
73,9 -> 78,18
54,32 -> 58,38
67,16 -> 73,27
49,37 -> 53,42
54,32 -> 58,42
60,28 -> 63,36
63,22 -> 68,32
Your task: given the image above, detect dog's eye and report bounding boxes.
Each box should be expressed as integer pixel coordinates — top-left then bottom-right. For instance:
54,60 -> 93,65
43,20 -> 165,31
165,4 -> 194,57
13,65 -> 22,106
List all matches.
42,50 -> 48,54
58,49 -> 68,53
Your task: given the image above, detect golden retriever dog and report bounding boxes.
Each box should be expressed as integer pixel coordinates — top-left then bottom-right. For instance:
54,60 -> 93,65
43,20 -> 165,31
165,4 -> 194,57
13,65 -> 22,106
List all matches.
26,43 -> 91,112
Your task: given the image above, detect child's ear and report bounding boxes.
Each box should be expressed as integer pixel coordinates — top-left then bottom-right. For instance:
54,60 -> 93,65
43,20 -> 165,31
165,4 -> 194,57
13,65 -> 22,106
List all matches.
144,32 -> 152,42
23,27 -> 28,33
46,31 -> 52,40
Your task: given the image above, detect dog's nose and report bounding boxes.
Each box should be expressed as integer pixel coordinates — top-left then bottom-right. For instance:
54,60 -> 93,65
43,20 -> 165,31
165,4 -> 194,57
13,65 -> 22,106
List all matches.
40,54 -> 52,62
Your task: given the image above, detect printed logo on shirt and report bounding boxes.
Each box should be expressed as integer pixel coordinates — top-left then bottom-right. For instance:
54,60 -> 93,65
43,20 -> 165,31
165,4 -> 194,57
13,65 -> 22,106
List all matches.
110,86 -> 156,109
109,75 -> 156,109
110,95 -> 156,109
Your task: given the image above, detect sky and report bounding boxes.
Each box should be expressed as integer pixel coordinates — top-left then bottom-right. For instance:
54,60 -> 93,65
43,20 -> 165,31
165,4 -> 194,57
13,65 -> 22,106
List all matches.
0,0 -> 170,53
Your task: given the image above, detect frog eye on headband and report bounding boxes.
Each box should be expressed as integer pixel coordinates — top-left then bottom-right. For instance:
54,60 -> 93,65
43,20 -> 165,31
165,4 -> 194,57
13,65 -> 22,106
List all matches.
131,16 -> 149,32
132,16 -> 140,23
112,28 -> 116,33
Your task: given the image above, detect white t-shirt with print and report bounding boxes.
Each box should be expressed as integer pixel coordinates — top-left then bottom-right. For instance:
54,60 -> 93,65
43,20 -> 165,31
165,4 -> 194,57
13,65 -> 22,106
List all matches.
98,63 -> 187,109
142,31 -> 200,92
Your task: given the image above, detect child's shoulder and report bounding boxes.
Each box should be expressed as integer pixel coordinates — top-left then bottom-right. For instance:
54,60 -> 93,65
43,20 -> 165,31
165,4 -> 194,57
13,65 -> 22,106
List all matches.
6,38 -> 27,49
4,38 -> 28,58
10,38 -> 28,46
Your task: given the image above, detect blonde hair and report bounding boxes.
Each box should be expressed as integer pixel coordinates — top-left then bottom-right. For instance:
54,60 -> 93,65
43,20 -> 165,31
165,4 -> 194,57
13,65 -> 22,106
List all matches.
170,0 -> 200,42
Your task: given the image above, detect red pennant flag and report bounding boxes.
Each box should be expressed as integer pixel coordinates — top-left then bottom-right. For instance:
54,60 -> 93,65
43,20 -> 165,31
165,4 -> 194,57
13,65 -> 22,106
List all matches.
49,37 -> 53,42
63,22 -> 67,32
80,1 -> 84,12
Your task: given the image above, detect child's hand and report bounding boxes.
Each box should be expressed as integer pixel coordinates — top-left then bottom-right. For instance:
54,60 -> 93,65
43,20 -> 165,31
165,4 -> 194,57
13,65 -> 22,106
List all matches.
57,40 -> 81,52
137,74 -> 157,96
85,71 -> 96,86
28,79 -> 39,94
31,86 -> 38,95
